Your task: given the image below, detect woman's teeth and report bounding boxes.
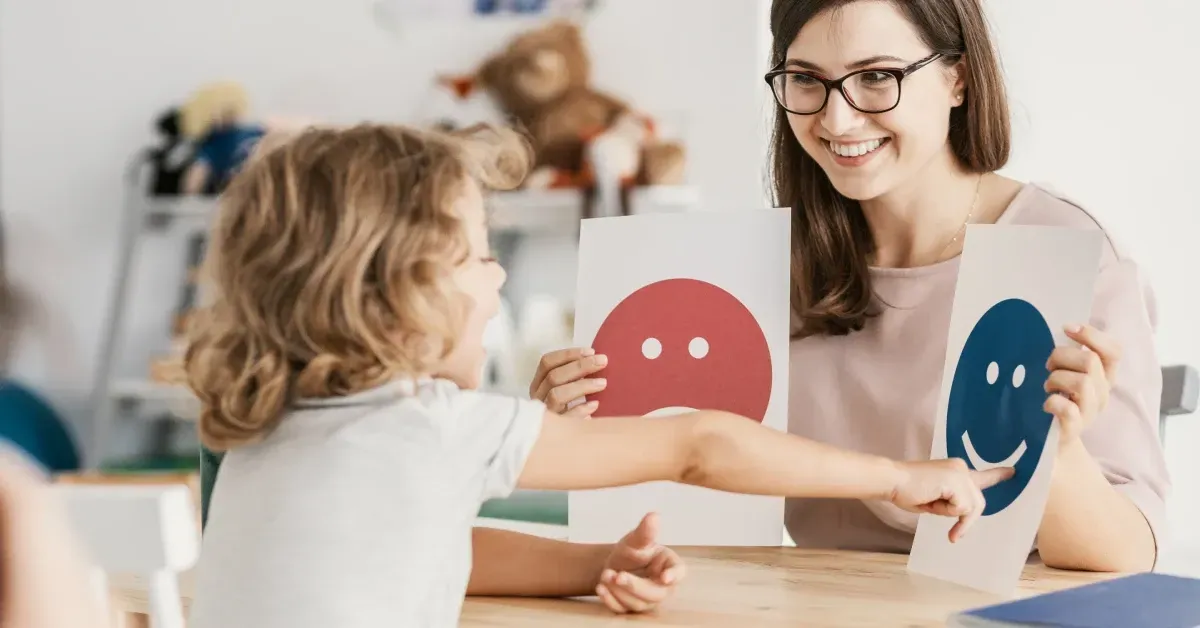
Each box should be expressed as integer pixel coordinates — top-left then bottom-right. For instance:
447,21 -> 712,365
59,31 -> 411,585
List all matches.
828,138 -> 885,158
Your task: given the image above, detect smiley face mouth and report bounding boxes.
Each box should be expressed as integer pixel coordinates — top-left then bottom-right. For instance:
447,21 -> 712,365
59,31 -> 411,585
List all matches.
961,431 -> 1027,471
644,406 -> 699,418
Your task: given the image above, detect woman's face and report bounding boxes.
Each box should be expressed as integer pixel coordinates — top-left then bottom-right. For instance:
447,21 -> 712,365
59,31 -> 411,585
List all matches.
782,1 -> 963,200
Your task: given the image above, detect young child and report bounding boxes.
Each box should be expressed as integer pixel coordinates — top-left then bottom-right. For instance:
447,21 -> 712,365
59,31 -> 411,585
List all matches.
183,123 -> 1010,628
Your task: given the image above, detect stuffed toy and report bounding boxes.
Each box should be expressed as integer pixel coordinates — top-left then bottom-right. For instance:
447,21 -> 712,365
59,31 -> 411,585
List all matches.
143,108 -> 196,197
179,81 -> 267,196
456,20 -> 686,215
419,74 -> 508,133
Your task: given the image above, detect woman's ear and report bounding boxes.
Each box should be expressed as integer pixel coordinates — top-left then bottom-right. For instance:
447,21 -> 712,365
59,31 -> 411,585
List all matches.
949,56 -> 968,106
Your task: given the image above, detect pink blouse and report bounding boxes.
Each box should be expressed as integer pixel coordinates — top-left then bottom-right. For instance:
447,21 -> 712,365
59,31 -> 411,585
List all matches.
785,182 -> 1170,555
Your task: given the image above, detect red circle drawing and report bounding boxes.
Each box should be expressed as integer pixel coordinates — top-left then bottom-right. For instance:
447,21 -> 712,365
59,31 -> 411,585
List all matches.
587,278 -> 772,422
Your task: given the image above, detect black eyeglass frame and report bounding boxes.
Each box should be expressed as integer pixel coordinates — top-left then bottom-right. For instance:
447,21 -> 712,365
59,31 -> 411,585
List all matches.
764,51 -> 959,115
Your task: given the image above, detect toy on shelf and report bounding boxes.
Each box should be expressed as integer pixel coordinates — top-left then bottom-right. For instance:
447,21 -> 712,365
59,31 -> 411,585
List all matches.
142,108 -> 197,197
442,20 -> 686,217
179,81 -> 267,196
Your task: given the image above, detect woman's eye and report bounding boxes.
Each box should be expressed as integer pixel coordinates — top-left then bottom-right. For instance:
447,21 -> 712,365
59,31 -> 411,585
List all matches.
788,73 -> 821,87
860,71 -> 892,85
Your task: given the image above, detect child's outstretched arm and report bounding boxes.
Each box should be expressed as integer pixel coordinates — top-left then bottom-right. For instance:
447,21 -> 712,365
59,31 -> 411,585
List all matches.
519,410 -> 1013,542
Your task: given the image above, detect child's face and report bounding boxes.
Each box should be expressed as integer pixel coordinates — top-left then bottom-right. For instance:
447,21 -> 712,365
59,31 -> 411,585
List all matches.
439,179 -> 506,389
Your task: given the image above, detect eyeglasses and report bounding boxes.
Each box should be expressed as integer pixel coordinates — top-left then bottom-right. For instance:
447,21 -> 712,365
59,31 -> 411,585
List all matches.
764,52 -> 952,115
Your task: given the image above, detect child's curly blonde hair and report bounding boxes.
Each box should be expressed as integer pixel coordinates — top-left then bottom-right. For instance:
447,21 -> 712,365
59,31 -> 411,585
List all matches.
184,123 -> 531,452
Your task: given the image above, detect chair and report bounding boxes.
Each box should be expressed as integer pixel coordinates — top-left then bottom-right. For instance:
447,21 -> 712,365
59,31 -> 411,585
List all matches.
1160,364 -> 1198,444
55,483 -> 201,628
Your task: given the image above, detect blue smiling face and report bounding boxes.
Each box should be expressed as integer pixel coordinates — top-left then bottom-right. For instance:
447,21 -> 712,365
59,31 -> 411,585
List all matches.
945,298 -> 1056,516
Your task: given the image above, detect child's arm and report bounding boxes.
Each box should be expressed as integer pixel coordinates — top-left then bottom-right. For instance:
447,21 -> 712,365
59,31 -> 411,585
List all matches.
468,527 -> 609,597
469,513 -> 681,613
519,410 -> 1012,541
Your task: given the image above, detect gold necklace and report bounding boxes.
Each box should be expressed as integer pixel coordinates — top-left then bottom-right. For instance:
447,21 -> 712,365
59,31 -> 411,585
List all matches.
937,173 -> 984,261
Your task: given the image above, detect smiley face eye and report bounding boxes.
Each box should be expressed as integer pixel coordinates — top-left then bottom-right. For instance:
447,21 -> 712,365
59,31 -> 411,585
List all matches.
986,361 -> 999,385
689,337 -> 709,359
1012,364 -> 1026,388
641,337 -> 662,360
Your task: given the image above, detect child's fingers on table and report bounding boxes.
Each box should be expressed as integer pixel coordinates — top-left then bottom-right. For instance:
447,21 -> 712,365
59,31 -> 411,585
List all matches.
530,347 -> 595,396
596,583 -> 630,614
603,573 -> 656,612
645,548 -> 684,584
609,571 -> 672,604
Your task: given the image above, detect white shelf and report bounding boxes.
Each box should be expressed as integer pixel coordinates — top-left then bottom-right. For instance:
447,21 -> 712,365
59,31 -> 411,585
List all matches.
110,379 -> 194,403
142,197 -> 218,223
109,380 -> 199,422
134,185 -> 701,234
489,189 -> 586,234
489,185 -> 701,233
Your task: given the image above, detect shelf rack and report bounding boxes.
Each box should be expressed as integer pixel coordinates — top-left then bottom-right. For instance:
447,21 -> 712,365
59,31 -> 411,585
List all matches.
86,184 -> 700,467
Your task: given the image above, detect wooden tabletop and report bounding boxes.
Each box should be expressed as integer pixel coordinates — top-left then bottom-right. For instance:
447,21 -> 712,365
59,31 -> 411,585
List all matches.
111,546 -> 1115,627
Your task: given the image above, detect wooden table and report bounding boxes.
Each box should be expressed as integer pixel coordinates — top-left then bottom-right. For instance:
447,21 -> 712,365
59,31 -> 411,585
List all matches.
111,547 -> 1116,627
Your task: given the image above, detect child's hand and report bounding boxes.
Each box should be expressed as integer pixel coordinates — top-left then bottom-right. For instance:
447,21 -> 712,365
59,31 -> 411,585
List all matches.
889,459 -> 1014,542
594,512 -> 685,614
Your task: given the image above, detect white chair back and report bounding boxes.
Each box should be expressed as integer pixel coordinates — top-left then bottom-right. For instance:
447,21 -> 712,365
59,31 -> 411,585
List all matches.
54,484 -> 200,628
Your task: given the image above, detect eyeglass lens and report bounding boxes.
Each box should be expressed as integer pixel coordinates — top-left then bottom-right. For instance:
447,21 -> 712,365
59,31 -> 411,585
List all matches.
772,70 -> 900,114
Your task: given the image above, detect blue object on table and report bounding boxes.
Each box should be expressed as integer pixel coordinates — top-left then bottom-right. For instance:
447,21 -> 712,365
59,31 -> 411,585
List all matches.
0,380 -> 80,473
950,573 -> 1200,627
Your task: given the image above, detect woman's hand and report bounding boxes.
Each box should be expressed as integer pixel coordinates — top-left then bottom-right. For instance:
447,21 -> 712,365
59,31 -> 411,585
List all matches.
890,459 -> 1014,542
1044,324 -> 1121,448
529,347 -> 608,418
594,513 -> 685,614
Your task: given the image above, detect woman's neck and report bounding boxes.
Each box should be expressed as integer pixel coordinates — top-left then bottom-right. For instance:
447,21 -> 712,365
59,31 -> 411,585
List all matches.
860,148 -> 984,269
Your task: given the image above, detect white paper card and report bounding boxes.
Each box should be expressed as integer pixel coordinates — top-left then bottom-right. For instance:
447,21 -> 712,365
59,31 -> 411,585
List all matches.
907,224 -> 1104,596
567,208 -> 791,546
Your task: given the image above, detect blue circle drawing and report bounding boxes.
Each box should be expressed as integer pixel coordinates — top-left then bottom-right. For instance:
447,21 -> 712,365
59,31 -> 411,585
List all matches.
945,298 -> 1055,516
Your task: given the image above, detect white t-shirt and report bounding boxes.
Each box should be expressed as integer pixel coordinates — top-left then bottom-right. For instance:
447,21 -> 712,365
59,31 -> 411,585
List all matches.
187,379 -> 545,628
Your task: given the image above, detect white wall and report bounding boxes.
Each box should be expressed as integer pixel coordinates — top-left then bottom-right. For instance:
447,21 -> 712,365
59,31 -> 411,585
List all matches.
0,1 -> 767,459
983,0 -> 1200,559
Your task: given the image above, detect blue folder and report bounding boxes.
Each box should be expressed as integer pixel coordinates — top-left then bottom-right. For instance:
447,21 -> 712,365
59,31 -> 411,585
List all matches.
950,573 -> 1200,628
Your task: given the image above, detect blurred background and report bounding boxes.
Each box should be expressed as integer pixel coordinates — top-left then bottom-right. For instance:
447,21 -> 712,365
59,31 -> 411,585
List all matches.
0,0 -> 1197,566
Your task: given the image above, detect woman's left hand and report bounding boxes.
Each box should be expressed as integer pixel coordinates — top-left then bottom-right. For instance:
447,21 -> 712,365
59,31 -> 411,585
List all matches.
1044,324 -> 1122,447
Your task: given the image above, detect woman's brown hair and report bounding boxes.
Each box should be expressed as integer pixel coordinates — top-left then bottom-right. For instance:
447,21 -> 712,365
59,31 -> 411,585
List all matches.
184,123 -> 531,452
769,0 -> 1011,337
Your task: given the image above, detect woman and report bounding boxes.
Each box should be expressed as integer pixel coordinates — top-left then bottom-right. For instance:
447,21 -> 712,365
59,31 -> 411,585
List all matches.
530,0 -> 1169,573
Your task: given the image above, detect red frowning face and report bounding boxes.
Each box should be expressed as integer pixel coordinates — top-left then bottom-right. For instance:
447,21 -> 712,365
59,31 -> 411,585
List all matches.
588,278 -> 772,421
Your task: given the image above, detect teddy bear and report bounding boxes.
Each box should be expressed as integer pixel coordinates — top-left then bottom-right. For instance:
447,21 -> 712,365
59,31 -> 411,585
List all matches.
458,20 -> 686,216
